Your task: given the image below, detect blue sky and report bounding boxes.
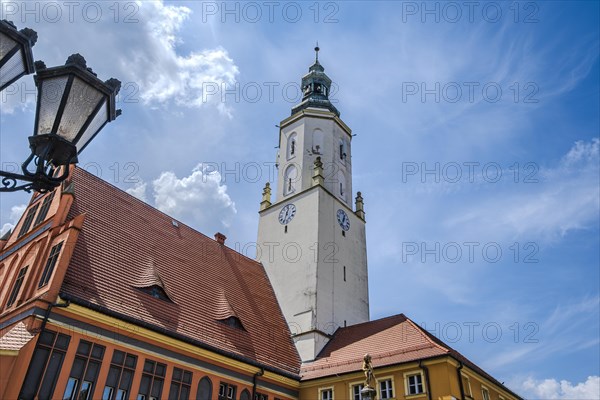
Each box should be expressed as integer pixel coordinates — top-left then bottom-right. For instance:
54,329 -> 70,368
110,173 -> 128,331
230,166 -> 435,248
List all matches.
0,1 -> 598,398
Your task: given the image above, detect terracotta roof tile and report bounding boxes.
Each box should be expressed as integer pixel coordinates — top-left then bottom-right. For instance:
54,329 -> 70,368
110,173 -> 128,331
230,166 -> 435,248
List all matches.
0,322 -> 34,351
60,168 -> 301,376
300,314 -> 523,399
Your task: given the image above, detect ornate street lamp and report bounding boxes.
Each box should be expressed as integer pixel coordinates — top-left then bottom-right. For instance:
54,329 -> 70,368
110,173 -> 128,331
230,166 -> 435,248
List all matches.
0,20 -> 37,91
0,54 -> 121,192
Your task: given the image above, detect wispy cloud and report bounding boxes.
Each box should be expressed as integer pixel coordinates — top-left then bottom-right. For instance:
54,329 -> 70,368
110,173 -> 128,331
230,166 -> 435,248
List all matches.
0,204 -> 26,236
518,375 -> 599,400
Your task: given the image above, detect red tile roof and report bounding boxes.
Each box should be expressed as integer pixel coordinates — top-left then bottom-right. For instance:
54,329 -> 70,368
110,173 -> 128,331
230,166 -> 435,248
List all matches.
60,168 -> 301,377
0,322 -> 34,351
300,314 -> 522,399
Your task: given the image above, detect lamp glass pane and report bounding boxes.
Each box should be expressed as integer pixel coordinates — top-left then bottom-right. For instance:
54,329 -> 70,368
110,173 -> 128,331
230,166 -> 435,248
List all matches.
36,76 -> 69,135
0,33 -> 17,58
75,98 -> 107,152
56,77 -> 104,142
0,49 -> 25,88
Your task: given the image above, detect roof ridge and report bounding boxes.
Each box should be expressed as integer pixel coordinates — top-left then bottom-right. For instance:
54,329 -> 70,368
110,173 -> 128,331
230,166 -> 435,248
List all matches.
404,316 -> 451,353
339,313 -> 408,332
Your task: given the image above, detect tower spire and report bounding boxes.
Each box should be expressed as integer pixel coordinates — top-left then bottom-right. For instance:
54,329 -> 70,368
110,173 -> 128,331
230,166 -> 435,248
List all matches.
291,44 -> 340,117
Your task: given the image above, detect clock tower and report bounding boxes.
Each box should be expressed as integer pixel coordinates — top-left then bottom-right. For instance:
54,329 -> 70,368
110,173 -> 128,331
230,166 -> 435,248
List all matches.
257,47 -> 369,362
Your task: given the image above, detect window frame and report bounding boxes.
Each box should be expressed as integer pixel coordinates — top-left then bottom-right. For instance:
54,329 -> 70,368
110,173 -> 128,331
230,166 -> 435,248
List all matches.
404,370 -> 427,397
38,241 -> 64,288
462,375 -> 473,398
103,349 -> 137,400
349,380 -> 364,400
168,366 -> 192,400
377,376 -> 395,399
319,386 -> 334,400
482,386 -> 491,400
17,203 -> 40,238
218,382 -> 237,400
18,329 -> 71,400
34,191 -> 55,227
6,265 -> 28,308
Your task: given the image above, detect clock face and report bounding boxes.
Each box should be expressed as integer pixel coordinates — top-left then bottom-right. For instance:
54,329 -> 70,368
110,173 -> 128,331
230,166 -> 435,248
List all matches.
278,204 -> 296,225
337,209 -> 350,231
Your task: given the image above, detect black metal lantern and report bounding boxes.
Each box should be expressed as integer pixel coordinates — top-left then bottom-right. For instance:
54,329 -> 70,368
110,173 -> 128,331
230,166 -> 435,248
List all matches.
0,20 -> 37,91
0,54 -> 121,193
32,54 -> 121,165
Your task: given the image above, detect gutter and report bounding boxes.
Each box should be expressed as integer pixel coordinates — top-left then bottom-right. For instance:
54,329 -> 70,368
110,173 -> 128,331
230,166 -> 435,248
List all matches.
457,361 -> 465,400
59,292 -> 301,380
39,298 -> 71,334
419,360 -> 432,400
252,368 -> 265,399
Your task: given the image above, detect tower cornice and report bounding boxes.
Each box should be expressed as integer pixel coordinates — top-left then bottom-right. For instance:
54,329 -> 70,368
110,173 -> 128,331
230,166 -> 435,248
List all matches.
280,108 -> 352,138
258,181 -> 359,218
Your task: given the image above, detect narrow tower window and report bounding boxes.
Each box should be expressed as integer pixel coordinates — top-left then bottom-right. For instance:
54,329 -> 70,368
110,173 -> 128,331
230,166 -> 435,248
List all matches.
283,165 -> 298,195
287,133 -> 298,160
343,266 -> 346,282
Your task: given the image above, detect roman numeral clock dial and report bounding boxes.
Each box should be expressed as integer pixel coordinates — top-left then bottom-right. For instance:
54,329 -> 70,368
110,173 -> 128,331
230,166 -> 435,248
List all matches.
278,204 -> 296,224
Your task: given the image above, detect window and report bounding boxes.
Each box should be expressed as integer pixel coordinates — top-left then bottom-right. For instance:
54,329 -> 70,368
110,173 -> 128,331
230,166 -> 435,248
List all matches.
62,340 -> 105,400
379,379 -> 394,399
218,382 -> 236,400
136,285 -> 171,302
338,138 -> 348,161
17,203 -> 39,238
103,350 -> 137,400
254,393 -> 268,400
406,373 -> 424,395
287,133 -> 297,160
482,388 -> 490,400
138,359 -> 166,400
6,265 -> 28,307
34,191 -> 55,226
320,388 -> 333,400
462,376 -> 472,398
38,241 -> 64,288
168,367 -> 192,400
283,165 -> 297,196
240,389 -> 251,400
197,377 -> 212,400
312,129 -> 323,154
352,384 -> 364,400
19,329 -> 71,400
337,170 -> 346,202
343,266 -> 346,282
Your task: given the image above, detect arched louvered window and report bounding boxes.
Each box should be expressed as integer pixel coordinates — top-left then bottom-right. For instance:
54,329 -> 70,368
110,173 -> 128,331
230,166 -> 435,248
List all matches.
197,377 -> 212,400
283,165 -> 298,195
240,389 -> 251,400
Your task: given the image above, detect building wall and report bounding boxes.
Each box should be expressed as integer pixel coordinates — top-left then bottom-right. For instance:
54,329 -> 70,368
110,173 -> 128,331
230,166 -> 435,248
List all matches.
298,358 -> 520,400
1,304 -> 300,400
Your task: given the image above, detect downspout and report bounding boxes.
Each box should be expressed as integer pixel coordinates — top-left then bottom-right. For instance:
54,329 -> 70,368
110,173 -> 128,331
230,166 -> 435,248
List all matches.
419,360 -> 432,400
457,361 -> 465,400
252,368 -> 264,399
39,299 -> 71,334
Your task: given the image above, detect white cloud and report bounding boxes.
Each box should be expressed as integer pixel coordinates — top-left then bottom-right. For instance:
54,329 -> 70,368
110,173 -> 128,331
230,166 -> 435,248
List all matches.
152,164 -> 236,233
520,376 -> 599,400
126,182 -> 148,202
0,204 -> 26,236
442,138 -> 600,242
122,1 -> 239,114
